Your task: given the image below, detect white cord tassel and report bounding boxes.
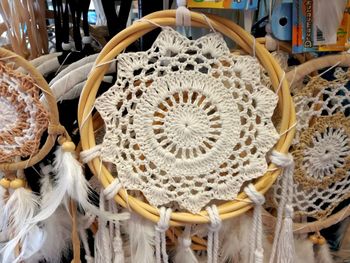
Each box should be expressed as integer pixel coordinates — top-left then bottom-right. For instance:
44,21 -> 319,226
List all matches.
174,225 -> 198,263
206,205 -> 222,263
244,184 -> 266,263
95,190 -> 112,263
155,207 -> 172,263
269,150 -> 295,263
176,0 -> 191,27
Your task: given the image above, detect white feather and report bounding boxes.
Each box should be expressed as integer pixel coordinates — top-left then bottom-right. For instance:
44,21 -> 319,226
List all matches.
0,185 -> 8,240
174,226 -> 198,263
27,207 -> 72,263
295,238 -> 315,263
127,212 -> 155,263
315,243 -> 334,263
1,188 -> 40,263
29,146 -> 129,224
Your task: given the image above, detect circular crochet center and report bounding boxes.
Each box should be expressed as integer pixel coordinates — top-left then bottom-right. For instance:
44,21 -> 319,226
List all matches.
0,62 -> 49,163
95,28 -> 279,213
271,69 -> 350,219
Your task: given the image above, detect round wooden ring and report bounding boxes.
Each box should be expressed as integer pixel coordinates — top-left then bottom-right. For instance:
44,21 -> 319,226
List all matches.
78,10 -> 296,226
0,48 -> 62,170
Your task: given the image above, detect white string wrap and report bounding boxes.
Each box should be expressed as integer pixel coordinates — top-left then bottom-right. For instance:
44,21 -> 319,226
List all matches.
80,144 -> 102,163
155,207 -> 172,263
103,178 -> 122,201
244,184 -> 265,263
206,205 -> 222,263
176,0 -> 191,27
269,150 -> 295,263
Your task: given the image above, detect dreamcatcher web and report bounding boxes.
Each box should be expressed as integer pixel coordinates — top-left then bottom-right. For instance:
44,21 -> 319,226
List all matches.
95,28 -> 279,213
0,62 -> 49,163
271,69 -> 350,219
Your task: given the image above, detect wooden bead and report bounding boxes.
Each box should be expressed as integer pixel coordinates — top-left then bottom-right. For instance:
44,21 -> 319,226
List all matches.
62,141 -> 76,152
10,178 -> 25,189
317,236 -> 326,246
0,178 -> 10,189
308,234 -> 319,244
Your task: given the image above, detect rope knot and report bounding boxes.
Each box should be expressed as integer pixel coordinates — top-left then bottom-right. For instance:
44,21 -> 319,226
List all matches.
206,205 -> 222,232
156,207 -> 172,233
244,184 -> 265,206
285,204 -> 294,218
270,150 -> 294,168
180,237 -> 192,248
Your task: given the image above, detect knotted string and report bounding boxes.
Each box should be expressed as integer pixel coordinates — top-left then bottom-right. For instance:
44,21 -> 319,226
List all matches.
206,205 -> 222,263
244,184 -> 265,263
155,207 -> 172,263
269,150 -> 295,263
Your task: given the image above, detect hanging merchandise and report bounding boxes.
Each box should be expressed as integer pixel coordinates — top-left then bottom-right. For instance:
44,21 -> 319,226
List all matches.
264,54 -> 350,263
0,47 -> 129,263
78,8 -> 296,262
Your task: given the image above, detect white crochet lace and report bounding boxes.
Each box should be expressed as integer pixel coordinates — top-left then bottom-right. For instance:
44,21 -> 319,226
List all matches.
271,69 -> 350,219
95,28 -> 279,213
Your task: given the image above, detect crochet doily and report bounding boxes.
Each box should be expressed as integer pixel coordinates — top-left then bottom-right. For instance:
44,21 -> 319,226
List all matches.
0,62 -> 49,163
271,69 -> 350,219
95,28 -> 279,213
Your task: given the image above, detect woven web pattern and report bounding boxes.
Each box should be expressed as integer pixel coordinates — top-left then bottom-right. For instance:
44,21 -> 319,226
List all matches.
0,62 -> 49,162
271,68 -> 350,219
95,28 -> 279,213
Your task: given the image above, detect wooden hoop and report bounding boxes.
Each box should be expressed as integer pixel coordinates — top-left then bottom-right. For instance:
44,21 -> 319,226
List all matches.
0,48 -> 62,171
78,10 -> 296,226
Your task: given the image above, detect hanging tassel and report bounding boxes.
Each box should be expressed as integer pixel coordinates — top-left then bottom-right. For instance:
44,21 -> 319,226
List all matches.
94,190 -> 113,263
244,184 -> 266,263
269,150 -> 295,263
155,207 -> 172,263
174,225 -> 198,263
108,199 -> 125,263
206,205 -> 222,263
128,212 -> 156,263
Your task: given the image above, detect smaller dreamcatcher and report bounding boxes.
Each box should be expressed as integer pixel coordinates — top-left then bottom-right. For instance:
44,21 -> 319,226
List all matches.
266,54 -> 350,263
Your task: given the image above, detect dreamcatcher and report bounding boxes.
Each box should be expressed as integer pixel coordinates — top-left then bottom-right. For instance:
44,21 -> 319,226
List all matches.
0,47 -> 128,263
265,54 -> 350,263
79,10 -> 296,263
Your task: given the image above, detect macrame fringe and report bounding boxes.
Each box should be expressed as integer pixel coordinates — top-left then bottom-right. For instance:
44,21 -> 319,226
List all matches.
295,237 -> 315,263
